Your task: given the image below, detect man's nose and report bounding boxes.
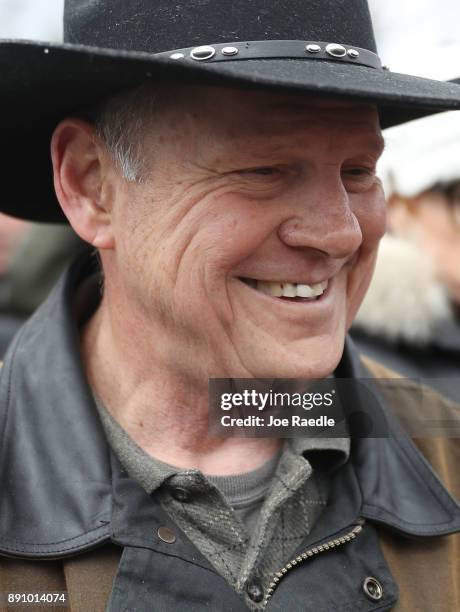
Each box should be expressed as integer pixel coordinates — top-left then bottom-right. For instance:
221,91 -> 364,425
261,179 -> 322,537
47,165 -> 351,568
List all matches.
277,179 -> 363,259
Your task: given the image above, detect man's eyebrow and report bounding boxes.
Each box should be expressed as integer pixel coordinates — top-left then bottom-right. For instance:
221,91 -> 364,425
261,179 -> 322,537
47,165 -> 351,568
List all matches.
239,129 -> 386,156
267,100 -> 377,114
348,133 -> 385,156
259,104 -> 386,149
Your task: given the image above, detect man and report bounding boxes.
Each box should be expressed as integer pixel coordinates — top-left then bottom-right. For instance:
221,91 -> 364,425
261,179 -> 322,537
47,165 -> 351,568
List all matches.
1,1 -> 460,611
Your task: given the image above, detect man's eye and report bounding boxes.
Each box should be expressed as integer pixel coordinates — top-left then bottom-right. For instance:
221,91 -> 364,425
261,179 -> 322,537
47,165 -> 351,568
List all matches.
240,167 -> 280,177
342,167 -> 373,177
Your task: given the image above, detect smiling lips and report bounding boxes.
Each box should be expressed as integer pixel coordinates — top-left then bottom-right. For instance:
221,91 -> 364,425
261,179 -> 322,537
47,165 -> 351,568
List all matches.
241,278 -> 329,300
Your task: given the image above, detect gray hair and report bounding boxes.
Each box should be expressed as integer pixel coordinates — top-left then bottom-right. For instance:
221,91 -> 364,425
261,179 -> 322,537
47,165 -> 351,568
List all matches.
92,85 -> 158,182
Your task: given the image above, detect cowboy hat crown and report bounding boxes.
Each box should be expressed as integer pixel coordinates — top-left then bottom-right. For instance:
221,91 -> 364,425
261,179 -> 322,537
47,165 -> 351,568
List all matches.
64,0 -> 377,55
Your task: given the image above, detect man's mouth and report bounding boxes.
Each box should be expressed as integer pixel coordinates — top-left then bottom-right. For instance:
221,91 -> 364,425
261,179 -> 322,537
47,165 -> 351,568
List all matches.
239,278 -> 329,301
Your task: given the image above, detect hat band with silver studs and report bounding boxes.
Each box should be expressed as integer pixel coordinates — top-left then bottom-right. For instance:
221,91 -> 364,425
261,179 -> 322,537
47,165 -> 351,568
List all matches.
159,40 -> 383,70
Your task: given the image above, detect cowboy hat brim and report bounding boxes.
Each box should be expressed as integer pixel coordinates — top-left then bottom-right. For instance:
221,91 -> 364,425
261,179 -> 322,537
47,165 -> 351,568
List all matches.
2,40 -> 460,222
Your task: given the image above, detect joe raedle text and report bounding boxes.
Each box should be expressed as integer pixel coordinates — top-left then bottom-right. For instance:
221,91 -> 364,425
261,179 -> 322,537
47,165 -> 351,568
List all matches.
220,414 -> 336,428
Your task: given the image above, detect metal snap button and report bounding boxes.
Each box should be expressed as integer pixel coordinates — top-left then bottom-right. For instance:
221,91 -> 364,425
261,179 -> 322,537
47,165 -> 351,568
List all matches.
363,576 -> 383,601
157,526 -> 176,544
221,46 -> 239,56
306,44 -> 321,53
246,580 -> 264,603
171,486 -> 192,503
347,48 -> 360,59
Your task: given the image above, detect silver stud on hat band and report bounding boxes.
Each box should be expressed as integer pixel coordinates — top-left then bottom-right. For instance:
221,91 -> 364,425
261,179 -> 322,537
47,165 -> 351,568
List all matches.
325,43 -> 347,58
160,40 -> 383,70
190,45 -> 216,60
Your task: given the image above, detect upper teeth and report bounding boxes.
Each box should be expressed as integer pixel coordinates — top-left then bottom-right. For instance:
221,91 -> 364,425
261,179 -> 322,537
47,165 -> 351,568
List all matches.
255,279 -> 328,298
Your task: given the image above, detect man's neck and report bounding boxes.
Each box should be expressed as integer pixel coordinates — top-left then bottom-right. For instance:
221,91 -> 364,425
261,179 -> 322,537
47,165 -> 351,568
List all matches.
80,301 -> 281,475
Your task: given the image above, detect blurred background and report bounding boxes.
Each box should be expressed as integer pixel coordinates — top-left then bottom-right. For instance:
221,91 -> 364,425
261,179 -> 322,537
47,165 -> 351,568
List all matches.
0,0 -> 63,41
0,0 -> 459,401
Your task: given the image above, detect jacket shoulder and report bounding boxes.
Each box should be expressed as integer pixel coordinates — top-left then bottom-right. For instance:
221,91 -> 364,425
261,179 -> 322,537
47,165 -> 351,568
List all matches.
359,354 -> 406,379
359,353 -> 460,502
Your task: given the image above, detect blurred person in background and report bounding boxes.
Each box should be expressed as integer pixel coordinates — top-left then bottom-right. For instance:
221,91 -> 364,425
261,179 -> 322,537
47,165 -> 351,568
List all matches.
0,214 -> 29,352
0,214 -> 29,275
0,221 -> 89,354
0,213 -> 89,361
352,110 -> 460,402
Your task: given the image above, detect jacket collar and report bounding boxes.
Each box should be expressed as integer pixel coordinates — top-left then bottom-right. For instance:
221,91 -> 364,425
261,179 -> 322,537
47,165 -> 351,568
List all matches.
1,254 -> 459,559
338,336 -> 460,536
0,255 -> 112,559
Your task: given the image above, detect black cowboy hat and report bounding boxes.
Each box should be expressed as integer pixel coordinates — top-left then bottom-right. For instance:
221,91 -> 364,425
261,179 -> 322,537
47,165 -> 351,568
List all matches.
2,0 -> 460,222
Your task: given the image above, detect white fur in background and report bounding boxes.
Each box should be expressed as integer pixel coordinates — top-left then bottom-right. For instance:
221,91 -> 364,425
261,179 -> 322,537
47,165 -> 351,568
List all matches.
354,234 -> 453,344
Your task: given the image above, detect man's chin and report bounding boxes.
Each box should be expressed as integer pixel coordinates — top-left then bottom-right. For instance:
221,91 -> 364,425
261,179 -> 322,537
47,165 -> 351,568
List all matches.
245,339 -> 345,379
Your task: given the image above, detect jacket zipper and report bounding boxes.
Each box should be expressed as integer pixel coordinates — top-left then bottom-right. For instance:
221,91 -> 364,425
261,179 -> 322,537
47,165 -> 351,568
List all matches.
262,518 -> 365,609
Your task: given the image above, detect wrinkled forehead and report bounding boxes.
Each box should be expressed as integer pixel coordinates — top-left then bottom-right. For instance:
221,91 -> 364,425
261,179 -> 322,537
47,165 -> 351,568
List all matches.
158,85 -> 382,148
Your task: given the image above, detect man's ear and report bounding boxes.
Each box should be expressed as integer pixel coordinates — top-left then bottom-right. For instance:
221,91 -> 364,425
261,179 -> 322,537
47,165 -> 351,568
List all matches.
51,119 -> 115,249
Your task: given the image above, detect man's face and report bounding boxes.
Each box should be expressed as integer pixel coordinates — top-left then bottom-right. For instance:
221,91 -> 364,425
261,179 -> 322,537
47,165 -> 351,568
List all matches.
105,86 -> 386,379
